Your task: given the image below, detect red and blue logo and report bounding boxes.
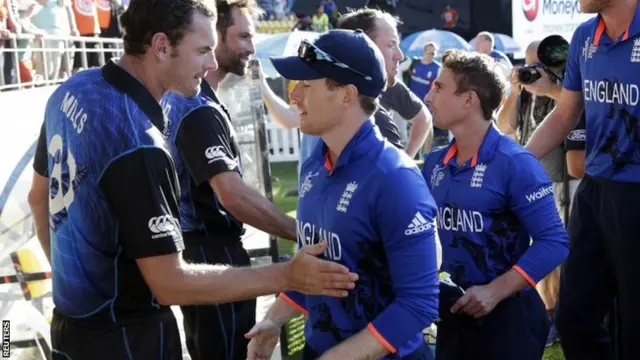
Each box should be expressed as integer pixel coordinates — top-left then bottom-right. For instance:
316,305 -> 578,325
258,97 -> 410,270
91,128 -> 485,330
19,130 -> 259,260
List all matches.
522,0 -> 539,21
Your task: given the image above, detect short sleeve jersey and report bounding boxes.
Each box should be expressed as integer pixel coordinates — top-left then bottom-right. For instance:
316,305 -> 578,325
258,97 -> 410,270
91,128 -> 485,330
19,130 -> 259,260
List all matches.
161,81 -> 244,240
563,10 -> 640,182
566,112 -> 587,151
33,61 -> 184,320
410,61 -> 441,102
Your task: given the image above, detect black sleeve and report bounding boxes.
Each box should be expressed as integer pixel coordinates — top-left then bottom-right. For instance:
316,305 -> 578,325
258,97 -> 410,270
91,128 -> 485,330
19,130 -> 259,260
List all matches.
381,81 -> 423,120
374,108 -> 405,150
33,122 -> 49,177
100,148 -> 185,259
565,112 -> 586,151
175,106 -> 239,185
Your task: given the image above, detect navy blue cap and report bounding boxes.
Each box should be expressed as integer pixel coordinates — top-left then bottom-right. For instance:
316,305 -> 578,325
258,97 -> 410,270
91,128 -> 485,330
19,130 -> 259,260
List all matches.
270,29 -> 387,98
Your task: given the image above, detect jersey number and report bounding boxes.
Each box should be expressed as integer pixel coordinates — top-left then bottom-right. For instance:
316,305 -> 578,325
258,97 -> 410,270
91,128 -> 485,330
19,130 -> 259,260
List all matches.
49,134 -> 77,217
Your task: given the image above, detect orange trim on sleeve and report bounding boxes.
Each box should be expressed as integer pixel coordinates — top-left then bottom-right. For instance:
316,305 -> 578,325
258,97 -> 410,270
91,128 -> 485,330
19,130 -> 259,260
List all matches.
279,293 -> 309,316
513,265 -> 537,288
366,323 -> 397,354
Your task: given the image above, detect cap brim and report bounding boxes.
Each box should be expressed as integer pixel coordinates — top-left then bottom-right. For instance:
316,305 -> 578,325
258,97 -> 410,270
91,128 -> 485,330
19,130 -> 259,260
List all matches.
269,56 -> 323,80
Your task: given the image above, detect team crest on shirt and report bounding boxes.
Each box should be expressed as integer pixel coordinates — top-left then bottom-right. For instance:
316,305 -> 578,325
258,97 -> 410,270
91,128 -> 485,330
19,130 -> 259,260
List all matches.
470,163 -> 487,188
299,171 -> 319,198
631,38 -> 640,63
427,71 -> 433,78
336,182 -> 358,213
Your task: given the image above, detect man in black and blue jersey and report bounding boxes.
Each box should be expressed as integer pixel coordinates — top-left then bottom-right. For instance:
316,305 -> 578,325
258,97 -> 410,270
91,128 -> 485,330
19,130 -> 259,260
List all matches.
244,29 -> 440,360
160,1 -> 306,359
525,1 -> 640,359
26,1 -> 359,359
422,50 -> 569,360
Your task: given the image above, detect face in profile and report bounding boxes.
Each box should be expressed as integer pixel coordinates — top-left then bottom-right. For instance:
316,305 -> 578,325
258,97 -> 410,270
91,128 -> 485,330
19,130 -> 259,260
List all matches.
371,17 -> 403,87
425,67 -> 468,130
290,79 -> 343,136
216,7 -> 257,77
165,11 -> 218,97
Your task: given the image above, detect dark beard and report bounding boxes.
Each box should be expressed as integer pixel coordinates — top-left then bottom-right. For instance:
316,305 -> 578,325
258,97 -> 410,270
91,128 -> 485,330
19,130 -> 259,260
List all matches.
217,49 -> 248,76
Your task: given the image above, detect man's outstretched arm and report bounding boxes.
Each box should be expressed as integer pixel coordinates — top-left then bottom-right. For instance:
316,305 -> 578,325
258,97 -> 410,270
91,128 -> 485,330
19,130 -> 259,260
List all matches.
100,147 -> 357,306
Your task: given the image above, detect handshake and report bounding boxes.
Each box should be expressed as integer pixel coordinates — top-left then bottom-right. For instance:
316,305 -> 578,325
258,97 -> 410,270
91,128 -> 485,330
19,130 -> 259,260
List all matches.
244,241 -> 357,360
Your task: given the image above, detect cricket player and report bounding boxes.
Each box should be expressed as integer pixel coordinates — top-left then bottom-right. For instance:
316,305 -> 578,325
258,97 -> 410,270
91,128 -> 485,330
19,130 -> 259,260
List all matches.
26,1 -> 358,358
422,50 -> 569,360
525,1 -> 640,359
160,0 -> 304,359
245,29 -> 440,360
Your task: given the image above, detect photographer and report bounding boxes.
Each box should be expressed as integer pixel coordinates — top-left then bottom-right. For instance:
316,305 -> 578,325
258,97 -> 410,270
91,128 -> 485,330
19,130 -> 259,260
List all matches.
496,36 -> 581,347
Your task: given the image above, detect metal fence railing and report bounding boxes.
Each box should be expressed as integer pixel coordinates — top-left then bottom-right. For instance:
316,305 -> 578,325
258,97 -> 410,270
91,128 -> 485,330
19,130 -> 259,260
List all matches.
0,34 -> 124,92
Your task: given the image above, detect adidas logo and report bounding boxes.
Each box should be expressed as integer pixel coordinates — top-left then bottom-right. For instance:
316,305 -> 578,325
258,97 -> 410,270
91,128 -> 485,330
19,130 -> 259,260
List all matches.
405,212 -> 432,235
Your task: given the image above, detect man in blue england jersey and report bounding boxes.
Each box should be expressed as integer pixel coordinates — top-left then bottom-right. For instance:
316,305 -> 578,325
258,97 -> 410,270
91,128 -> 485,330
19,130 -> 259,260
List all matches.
409,42 -> 441,104
525,1 -> 640,359
26,1 -> 358,359
422,49 -> 569,360
160,1 -> 308,359
244,29 -> 439,360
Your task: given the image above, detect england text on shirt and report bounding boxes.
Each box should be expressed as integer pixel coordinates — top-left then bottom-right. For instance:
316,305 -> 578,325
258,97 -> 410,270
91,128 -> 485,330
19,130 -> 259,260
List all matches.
282,120 -> 439,358
421,124 -> 569,290
564,8 -> 640,182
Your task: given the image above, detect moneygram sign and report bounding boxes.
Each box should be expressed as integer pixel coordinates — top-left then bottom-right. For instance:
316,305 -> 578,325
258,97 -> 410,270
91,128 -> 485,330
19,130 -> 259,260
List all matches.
512,0 -> 595,58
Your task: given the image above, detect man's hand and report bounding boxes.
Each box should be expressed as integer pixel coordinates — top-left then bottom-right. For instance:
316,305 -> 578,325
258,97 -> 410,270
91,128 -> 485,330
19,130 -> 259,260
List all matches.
508,66 -> 523,94
246,319 -> 281,360
450,285 -> 501,318
285,241 -> 358,297
522,69 -> 561,100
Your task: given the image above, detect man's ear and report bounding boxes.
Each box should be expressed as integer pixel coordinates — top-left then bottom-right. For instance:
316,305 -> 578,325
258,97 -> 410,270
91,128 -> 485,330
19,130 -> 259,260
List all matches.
343,84 -> 359,106
150,32 -> 171,61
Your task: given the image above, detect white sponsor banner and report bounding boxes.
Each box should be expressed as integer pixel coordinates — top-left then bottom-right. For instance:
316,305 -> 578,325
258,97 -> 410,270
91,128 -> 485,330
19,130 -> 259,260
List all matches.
512,0 -> 597,58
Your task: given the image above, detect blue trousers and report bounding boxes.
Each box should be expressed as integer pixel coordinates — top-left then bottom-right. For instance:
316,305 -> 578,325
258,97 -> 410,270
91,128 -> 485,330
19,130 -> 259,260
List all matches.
555,176 -> 640,360
436,289 -> 549,360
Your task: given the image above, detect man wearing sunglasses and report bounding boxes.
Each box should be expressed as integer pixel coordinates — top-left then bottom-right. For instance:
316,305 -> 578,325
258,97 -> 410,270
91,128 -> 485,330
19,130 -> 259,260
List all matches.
245,29 -> 439,360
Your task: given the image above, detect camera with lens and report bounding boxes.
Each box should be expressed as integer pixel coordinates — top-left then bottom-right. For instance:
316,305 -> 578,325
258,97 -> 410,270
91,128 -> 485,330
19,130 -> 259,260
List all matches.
517,35 -> 569,84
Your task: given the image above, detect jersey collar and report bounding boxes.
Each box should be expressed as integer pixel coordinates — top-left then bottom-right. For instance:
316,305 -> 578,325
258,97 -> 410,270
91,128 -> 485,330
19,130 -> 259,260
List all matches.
593,3 -> 640,46
200,79 -> 217,100
322,119 -> 379,175
102,59 -> 166,134
441,123 -> 501,168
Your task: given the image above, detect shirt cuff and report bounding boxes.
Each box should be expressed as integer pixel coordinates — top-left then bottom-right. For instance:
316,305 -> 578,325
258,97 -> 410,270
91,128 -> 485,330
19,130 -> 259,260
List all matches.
512,265 -> 537,288
279,293 -> 308,316
366,323 -> 397,353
